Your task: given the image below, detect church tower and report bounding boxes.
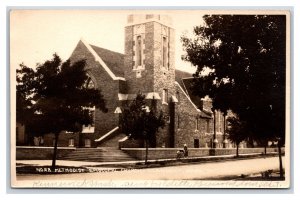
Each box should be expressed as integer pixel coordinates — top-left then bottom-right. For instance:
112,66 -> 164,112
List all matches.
124,14 -> 175,95
124,14 -> 176,147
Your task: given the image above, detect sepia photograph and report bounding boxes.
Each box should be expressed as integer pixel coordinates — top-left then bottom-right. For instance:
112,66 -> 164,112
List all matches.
10,9 -> 290,188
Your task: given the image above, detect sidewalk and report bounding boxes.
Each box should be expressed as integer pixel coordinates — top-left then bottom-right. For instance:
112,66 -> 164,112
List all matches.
16,152 -> 280,169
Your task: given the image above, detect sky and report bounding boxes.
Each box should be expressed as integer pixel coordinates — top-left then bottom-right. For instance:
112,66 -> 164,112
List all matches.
10,10 -> 206,73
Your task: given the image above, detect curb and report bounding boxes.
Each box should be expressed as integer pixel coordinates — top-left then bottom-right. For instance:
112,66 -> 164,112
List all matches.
83,152 -> 282,168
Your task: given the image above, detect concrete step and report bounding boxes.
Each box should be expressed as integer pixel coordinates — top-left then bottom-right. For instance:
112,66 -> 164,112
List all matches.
58,147 -> 136,162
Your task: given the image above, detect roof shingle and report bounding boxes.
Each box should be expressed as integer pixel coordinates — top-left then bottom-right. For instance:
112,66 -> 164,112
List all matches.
90,45 -> 124,78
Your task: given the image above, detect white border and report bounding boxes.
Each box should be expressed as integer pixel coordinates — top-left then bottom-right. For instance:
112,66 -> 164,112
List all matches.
2,0 -> 298,199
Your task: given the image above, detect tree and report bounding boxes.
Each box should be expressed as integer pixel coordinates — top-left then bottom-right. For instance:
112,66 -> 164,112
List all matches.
16,54 -> 107,170
181,15 -> 286,177
119,93 -> 165,164
226,116 -> 249,157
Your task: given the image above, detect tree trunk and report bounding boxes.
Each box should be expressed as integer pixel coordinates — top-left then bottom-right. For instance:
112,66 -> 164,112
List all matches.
145,139 -> 149,165
51,133 -> 59,171
278,143 -> 284,178
264,145 -> 267,155
236,143 -> 239,157
223,113 -> 226,148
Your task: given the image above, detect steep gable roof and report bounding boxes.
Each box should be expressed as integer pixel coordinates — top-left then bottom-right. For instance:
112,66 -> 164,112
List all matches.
181,78 -> 202,108
80,39 -> 125,81
175,69 -> 193,94
90,45 -> 124,78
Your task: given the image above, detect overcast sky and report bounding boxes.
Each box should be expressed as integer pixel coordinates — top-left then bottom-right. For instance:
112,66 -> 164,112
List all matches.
10,10 -> 206,73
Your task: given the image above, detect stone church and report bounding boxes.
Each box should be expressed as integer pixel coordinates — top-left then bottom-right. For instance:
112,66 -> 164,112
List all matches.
17,14 -> 230,149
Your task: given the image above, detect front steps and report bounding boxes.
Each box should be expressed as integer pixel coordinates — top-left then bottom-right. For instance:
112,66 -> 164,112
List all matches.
58,147 -> 136,162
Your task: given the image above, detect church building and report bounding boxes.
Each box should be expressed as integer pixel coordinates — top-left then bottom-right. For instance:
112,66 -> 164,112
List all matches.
19,14 -> 230,149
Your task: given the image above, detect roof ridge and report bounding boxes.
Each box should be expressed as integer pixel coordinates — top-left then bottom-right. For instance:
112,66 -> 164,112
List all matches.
80,38 -> 125,81
175,81 -> 201,113
89,44 -> 125,57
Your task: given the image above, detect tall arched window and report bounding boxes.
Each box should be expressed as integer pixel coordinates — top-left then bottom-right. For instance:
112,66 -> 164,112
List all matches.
136,35 -> 142,66
162,36 -> 167,68
82,74 -> 96,133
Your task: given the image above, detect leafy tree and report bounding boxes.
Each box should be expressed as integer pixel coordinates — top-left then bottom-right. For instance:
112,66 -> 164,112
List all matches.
181,15 -> 286,177
226,116 -> 249,157
16,54 -> 107,170
119,93 -> 165,164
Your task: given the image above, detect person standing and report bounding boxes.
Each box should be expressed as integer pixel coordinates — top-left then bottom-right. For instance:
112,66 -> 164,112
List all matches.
183,144 -> 188,157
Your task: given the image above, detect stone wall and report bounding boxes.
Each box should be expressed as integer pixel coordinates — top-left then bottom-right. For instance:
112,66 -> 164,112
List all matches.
210,147 -> 285,156
152,22 -> 176,148
119,138 -> 144,149
43,132 -> 80,147
124,24 -> 155,94
174,83 -> 216,148
122,147 -> 284,160
16,146 -> 75,160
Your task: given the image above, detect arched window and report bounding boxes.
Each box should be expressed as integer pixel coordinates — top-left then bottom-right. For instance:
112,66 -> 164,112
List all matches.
136,35 -> 142,66
85,76 -> 95,89
82,74 -> 96,134
162,36 -> 168,68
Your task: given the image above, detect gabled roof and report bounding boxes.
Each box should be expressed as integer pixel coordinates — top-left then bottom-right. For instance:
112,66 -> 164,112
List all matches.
80,39 -> 125,81
175,81 -> 211,118
181,78 -> 202,108
79,40 -> 210,117
90,45 -> 124,78
175,70 -> 193,94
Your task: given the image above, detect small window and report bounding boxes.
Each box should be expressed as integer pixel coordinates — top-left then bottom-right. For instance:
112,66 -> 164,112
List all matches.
206,119 -> 210,133
85,139 -> 91,147
176,91 -> 180,103
177,115 -> 180,129
69,138 -> 74,147
196,117 -> 199,130
162,89 -> 168,104
194,139 -> 200,148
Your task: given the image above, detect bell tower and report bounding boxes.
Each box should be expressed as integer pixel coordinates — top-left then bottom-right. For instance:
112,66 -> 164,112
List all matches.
124,14 -> 175,97
124,14 -> 176,147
